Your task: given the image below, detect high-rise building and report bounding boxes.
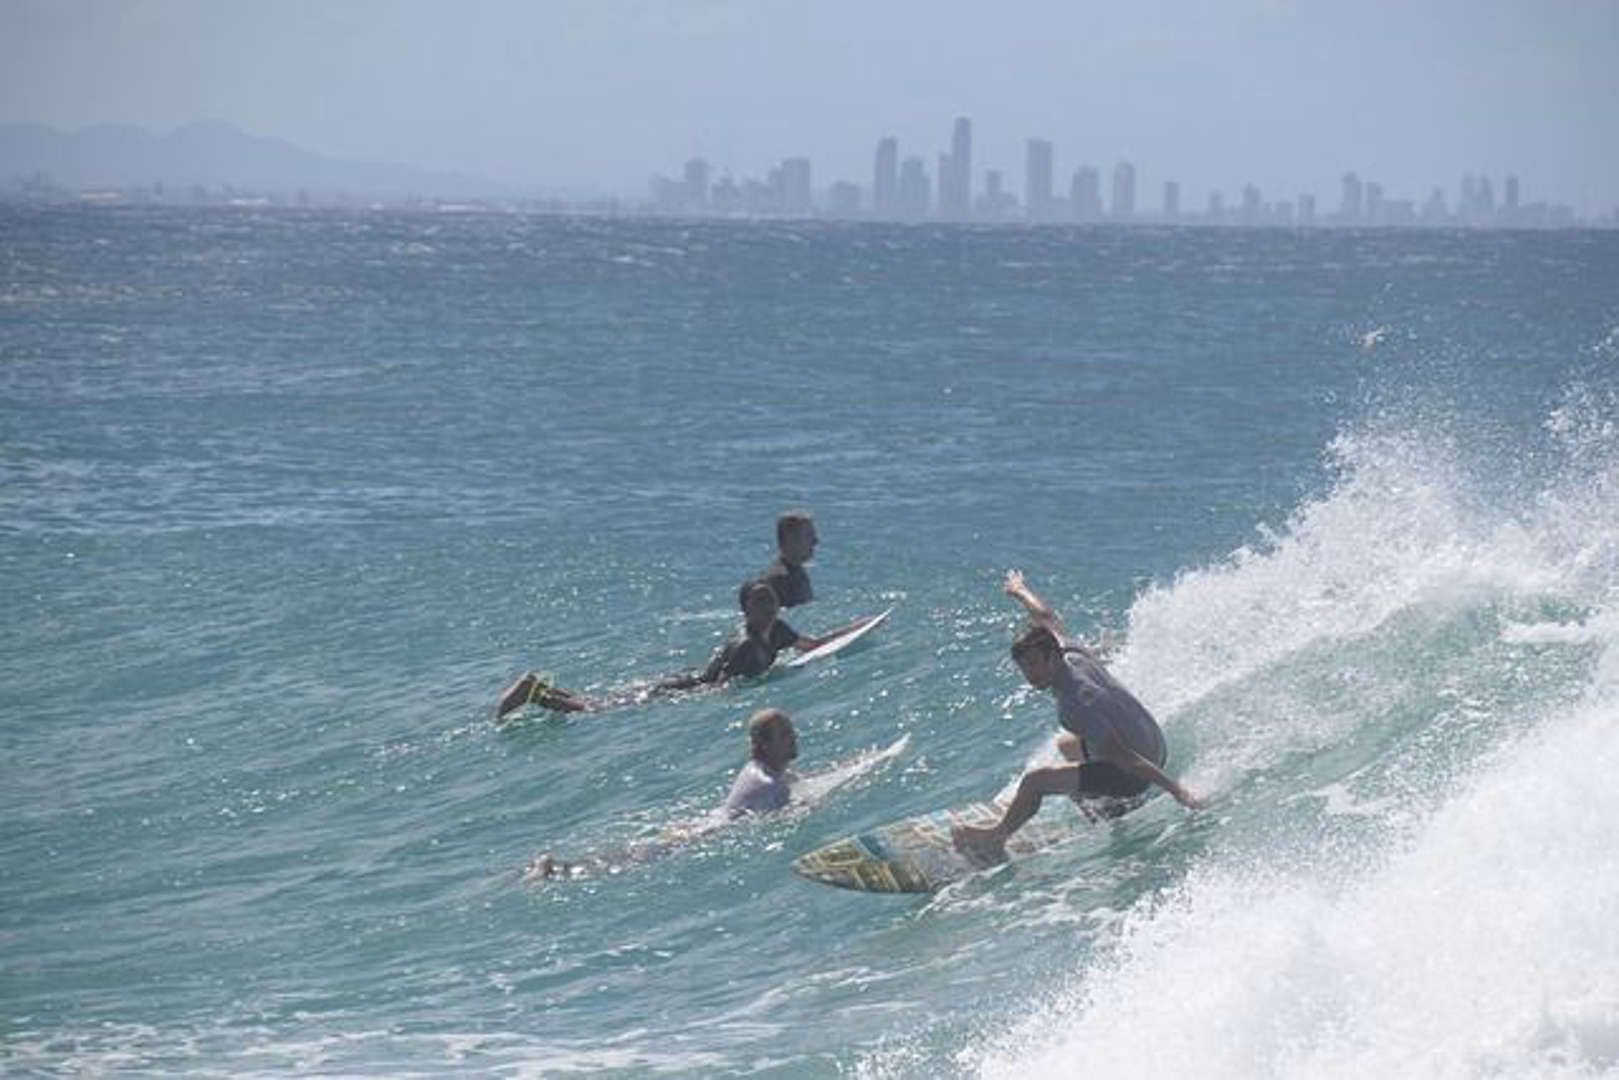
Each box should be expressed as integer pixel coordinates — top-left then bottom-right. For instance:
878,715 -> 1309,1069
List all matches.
873,137 -> 899,218
1025,139 -> 1054,222
1340,172 -> 1364,222
683,158 -> 710,209
1072,166 -> 1103,221
897,156 -> 931,219
1365,181 -> 1384,224
1459,174 -> 1496,225
1298,192 -> 1317,225
828,181 -> 861,219
938,153 -> 954,216
943,117 -> 973,219
780,157 -> 812,216
979,169 -> 1017,218
1241,183 -> 1262,224
710,175 -> 741,215
1110,161 -> 1136,219
1162,180 -> 1181,219
1422,187 -> 1448,224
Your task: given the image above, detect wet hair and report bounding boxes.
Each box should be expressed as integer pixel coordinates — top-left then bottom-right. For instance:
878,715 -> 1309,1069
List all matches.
1011,623 -> 1061,661
776,511 -> 814,546
742,582 -> 779,619
748,707 -> 792,752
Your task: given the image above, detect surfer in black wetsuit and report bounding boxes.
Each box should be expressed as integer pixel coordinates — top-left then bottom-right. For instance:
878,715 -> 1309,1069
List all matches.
952,571 -> 1205,865
738,511 -> 818,612
735,509 -> 871,647
495,584 -> 846,718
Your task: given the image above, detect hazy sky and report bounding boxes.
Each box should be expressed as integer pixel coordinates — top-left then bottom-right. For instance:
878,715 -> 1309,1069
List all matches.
3,0 -> 1616,212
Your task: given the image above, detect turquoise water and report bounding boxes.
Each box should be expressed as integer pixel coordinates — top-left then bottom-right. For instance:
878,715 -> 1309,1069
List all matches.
4,207 -> 1618,1076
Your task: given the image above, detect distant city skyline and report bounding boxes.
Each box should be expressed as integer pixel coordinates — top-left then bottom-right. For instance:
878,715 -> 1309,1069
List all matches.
652,114 -> 1593,228
0,114 -> 1604,229
2,2 -> 1616,217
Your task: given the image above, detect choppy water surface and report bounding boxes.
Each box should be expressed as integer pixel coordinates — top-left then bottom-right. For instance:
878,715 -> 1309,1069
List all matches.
3,206 -> 1618,1076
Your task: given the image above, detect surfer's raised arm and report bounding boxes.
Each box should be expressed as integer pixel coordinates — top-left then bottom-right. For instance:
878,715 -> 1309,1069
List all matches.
1003,569 -> 1068,637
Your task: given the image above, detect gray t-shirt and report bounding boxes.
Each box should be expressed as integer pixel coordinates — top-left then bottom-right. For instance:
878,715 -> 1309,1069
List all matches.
721,759 -> 793,818
1051,637 -> 1166,766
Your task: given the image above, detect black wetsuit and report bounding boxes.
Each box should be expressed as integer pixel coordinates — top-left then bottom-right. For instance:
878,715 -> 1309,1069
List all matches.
738,557 -> 812,612
661,621 -> 800,690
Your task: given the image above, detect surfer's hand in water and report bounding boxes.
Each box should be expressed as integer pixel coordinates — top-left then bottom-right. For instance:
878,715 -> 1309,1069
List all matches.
1173,787 -> 1208,811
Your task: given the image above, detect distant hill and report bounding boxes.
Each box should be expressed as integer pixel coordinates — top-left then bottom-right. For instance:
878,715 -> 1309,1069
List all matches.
0,120 -> 509,200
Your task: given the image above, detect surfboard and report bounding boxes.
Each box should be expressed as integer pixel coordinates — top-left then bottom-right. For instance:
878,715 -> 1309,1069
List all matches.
791,732 -> 909,805
782,607 -> 893,668
792,796 -> 1088,893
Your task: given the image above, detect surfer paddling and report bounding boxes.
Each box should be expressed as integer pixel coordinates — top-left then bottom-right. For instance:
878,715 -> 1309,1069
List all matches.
738,511 -> 819,612
524,708 -> 801,881
952,571 -> 1204,866
496,583 -> 855,719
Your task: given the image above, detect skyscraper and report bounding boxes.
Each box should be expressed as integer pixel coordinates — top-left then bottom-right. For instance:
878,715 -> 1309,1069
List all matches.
1460,174 -> 1495,225
828,181 -> 861,218
1241,183 -> 1262,224
981,169 -> 1013,218
1340,172 -> 1364,222
1365,181 -> 1384,224
1162,179 -> 1181,219
873,137 -> 899,218
780,157 -> 812,216
683,158 -> 710,210
1110,161 -> 1136,219
897,156 -> 930,219
1025,138 -> 1054,222
943,117 -> 973,219
1422,187 -> 1448,224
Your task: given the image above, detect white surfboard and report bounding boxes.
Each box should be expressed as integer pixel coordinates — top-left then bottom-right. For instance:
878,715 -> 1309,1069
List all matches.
783,607 -> 893,668
791,732 -> 910,805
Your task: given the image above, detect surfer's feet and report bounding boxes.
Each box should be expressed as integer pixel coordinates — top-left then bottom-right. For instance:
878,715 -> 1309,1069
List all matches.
522,853 -> 560,882
951,823 -> 1009,867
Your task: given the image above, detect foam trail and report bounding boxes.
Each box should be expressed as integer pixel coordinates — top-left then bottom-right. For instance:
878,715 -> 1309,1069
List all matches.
981,676 -> 1619,1079
976,384 -> 1619,1079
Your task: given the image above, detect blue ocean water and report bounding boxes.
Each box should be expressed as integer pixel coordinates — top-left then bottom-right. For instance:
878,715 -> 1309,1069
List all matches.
3,206 -> 1618,1077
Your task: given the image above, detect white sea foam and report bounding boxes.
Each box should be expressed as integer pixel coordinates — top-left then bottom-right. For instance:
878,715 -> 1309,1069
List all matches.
975,390 -> 1619,1079
981,679 -> 1619,1079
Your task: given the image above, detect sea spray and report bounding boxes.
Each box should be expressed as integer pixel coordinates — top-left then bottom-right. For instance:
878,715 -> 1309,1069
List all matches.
974,389 -> 1619,1079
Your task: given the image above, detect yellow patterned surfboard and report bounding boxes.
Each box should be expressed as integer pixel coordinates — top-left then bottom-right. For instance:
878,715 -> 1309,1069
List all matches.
791,797 -> 1092,893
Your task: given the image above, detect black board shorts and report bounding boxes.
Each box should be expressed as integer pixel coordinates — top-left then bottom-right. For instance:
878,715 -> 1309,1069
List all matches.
1073,764 -> 1151,820
1075,761 -> 1150,799
1074,736 -> 1159,817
